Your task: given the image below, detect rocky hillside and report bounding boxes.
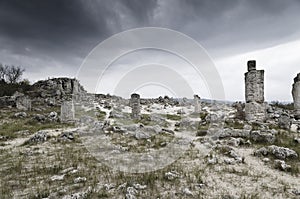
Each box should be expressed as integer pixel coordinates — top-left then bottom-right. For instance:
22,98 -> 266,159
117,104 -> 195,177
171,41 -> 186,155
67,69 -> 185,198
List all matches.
31,77 -> 86,99
0,93 -> 299,198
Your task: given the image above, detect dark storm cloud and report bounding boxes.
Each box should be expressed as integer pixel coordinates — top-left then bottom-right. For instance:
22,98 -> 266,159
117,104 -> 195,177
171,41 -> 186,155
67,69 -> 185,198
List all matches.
0,0 -> 300,94
1,0 -> 300,60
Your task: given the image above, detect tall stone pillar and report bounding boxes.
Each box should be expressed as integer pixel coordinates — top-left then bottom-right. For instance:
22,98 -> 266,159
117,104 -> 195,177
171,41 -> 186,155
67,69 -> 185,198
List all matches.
61,101 -> 75,123
244,60 -> 266,121
194,95 -> 201,113
292,73 -> 300,119
130,93 -> 140,119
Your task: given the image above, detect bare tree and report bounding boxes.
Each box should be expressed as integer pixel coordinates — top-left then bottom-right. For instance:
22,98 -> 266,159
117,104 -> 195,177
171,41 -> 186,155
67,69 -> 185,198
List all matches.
0,64 -> 5,81
5,65 -> 25,84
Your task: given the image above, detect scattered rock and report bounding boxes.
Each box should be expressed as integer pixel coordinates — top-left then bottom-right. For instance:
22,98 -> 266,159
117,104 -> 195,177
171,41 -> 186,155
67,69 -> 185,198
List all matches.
60,131 -> 74,141
254,147 -> 268,157
133,183 -> 147,190
268,145 -> 298,159
34,114 -> 46,122
103,183 -> 115,191
255,145 -> 298,159
126,187 -> 138,199
224,158 -> 236,165
74,177 -> 87,184
274,160 -> 291,171
182,187 -> 193,196
165,171 -> 180,180
292,189 -> 300,196
262,158 -> 270,162
51,174 -> 65,181
48,111 -> 58,120
294,137 -> 300,144
14,112 -> 27,118
250,130 -> 276,143
278,114 -> 291,129
28,131 -> 48,143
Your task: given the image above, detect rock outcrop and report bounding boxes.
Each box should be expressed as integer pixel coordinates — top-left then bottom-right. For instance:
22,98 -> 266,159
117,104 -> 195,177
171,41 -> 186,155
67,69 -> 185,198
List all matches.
32,78 -> 85,100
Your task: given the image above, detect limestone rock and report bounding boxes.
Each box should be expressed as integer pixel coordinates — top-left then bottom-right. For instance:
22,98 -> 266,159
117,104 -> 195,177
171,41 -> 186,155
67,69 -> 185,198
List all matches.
255,145 -> 298,159
268,145 -> 298,159
74,177 -> 87,184
245,61 -> 264,103
34,114 -> 46,122
60,101 -> 75,123
244,102 -> 266,122
274,160 -> 291,171
244,61 -> 266,122
33,77 -> 86,100
250,130 -> 275,143
29,131 -> 48,143
278,114 -> 291,129
14,112 -> 27,118
130,93 -> 140,119
194,94 -> 201,113
292,73 -> 300,119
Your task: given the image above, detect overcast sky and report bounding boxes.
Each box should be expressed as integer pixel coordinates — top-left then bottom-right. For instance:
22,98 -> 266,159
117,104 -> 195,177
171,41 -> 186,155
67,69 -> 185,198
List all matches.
0,0 -> 300,101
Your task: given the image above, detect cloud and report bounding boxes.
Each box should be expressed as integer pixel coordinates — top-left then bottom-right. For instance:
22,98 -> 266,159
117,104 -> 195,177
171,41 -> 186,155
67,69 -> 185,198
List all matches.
0,0 -> 300,100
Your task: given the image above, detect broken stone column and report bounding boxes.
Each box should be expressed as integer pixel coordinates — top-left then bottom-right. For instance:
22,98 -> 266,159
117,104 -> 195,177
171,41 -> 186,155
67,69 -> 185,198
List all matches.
292,73 -> 300,119
193,95 -> 201,113
130,93 -> 140,119
244,60 -> 266,121
16,96 -> 31,111
60,101 -> 75,123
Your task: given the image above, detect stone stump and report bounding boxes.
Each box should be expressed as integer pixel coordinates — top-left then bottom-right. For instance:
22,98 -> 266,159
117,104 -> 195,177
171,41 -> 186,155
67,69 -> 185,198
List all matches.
16,96 -> 31,111
61,101 -> 75,123
130,93 -> 140,119
193,95 -> 201,113
244,60 -> 266,121
292,73 -> 300,119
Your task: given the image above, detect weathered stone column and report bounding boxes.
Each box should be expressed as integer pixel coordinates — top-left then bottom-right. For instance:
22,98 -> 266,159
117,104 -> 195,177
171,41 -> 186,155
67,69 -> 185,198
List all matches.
130,93 -> 140,119
16,96 -> 31,111
61,101 -> 75,123
194,94 -> 201,113
244,60 -> 266,121
292,73 -> 300,119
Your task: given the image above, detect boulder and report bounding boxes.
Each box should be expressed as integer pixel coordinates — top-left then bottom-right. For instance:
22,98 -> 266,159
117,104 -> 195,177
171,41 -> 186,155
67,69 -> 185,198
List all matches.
14,112 -> 27,118
250,130 -> 276,143
28,131 -> 48,143
278,114 -> 291,129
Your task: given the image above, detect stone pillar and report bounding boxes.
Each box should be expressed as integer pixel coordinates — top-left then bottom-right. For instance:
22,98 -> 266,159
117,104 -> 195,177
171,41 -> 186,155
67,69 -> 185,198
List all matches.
16,96 -> 31,111
292,73 -> 300,119
244,60 -> 266,121
130,93 -> 140,119
194,95 -> 201,113
61,101 -> 75,123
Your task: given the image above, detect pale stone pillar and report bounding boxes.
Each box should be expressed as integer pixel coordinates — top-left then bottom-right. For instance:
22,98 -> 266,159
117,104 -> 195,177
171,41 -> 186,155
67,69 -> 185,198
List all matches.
130,93 -> 140,119
194,94 -> 201,113
244,60 -> 266,121
61,101 -> 75,123
292,73 -> 300,119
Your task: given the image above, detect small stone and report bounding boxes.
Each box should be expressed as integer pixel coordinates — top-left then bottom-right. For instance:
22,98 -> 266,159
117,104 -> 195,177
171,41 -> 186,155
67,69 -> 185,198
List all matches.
262,158 -> 270,162
14,112 -> 27,118
165,171 -> 180,180
51,174 -> 65,181
133,183 -> 147,190
224,158 -> 235,165
183,187 -> 193,196
274,160 -> 291,171
74,177 -> 87,184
